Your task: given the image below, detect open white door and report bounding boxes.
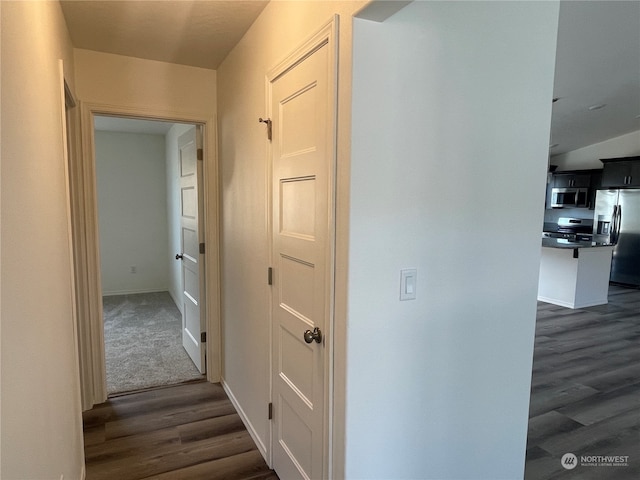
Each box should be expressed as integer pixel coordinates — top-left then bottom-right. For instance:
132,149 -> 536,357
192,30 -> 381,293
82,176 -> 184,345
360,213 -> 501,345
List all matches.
177,126 -> 206,373
269,20 -> 337,480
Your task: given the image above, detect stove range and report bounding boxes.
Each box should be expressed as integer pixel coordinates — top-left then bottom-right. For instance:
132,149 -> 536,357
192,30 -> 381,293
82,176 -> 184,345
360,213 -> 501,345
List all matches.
543,231 -> 593,242
543,217 -> 593,242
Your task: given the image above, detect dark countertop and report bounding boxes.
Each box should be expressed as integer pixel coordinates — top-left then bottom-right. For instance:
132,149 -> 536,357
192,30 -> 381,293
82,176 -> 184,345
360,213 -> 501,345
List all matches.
542,238 -> 614,249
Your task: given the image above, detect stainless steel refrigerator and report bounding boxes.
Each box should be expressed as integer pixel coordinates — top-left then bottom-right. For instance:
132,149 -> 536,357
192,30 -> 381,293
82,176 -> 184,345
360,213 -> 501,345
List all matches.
593,188 -> 640,286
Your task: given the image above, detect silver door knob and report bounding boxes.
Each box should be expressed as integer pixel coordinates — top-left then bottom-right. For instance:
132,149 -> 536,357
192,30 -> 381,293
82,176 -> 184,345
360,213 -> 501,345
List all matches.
303,327 -> 322,344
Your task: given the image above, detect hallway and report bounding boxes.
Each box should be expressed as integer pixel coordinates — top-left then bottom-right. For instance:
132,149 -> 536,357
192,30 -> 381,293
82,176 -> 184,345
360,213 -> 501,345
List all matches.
83,382 -> 278,480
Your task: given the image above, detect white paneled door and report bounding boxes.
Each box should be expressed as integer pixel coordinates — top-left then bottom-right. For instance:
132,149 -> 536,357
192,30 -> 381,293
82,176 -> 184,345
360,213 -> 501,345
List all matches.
269,20 -> 336,480
177,126 -> 206,373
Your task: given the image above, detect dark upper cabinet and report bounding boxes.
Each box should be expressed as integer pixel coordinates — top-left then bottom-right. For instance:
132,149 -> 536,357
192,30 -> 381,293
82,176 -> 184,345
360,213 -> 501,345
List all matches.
553,172 -> 591,188
601,157 -> 640,188
632,162 -> 640,185
588,170 -> 602,209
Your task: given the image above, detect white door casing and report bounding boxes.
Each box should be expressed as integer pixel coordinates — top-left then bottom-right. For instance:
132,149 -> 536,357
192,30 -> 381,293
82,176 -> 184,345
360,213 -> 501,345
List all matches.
74,103 -> 220,409
178,126 -> 206,374
269,18 -> 338,480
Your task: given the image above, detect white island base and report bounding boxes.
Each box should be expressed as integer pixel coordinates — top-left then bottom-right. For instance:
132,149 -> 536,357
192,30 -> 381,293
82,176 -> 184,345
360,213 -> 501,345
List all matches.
538,245 -> 614,309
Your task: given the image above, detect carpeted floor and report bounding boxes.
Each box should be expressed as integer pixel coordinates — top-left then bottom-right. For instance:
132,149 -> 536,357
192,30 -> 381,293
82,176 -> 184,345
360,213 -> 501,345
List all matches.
103,291 -> 204,394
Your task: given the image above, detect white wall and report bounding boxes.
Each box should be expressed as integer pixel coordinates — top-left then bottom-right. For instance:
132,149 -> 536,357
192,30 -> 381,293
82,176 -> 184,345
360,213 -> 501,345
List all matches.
347,2 -> 559,479
74,49 -> 216,115
216,0 -> 366,464
552,129 -> 640,170
166,123 -> 194,310
95,131 -> 170,295
0,1 -> 85,478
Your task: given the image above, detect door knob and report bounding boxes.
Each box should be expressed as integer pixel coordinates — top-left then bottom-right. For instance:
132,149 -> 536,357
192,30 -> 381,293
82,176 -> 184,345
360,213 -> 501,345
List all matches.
303,327 -> 322,344
175,253 -> 183,260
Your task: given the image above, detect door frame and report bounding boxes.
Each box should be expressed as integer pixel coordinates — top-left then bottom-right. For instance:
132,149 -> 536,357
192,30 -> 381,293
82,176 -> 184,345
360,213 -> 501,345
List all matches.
266,16 -> 339,476
73,102 -> 221,407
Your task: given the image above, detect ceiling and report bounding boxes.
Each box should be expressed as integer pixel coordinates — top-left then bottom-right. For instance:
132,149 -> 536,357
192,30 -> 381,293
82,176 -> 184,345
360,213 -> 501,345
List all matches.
550,1 -> 640,156
63,1 -> 639,152
60,0 -> 269,70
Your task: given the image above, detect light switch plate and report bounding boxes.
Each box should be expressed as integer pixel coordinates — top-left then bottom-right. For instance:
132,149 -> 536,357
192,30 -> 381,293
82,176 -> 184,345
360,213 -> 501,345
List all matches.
400,268 -> 417,301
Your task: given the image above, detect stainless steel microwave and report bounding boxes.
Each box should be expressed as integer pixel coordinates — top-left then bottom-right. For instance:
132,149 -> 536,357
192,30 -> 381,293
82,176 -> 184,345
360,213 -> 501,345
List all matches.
551,187 -> 588,208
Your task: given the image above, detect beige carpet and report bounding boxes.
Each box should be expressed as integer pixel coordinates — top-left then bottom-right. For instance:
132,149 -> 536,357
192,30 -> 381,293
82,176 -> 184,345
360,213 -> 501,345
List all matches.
103,291 -> 204,394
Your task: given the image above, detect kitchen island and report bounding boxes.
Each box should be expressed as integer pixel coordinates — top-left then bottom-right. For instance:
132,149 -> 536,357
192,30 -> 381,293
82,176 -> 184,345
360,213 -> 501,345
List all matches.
538,239 -> 614,309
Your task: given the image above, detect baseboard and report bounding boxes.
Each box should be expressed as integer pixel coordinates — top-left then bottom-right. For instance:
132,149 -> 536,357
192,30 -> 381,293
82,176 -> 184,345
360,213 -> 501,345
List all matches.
537,295 -> 608,309
537,296 -> 574,308
221,378 -> 269,464
102,288 -> 170,296
168,288 -> 183,314
573,298 -> 609,309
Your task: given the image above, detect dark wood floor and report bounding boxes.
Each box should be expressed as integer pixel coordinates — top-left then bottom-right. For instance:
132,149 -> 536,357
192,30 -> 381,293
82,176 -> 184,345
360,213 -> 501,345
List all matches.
525,285 -> 640,479
84,287 -> 638,479
83,381 -> 278,480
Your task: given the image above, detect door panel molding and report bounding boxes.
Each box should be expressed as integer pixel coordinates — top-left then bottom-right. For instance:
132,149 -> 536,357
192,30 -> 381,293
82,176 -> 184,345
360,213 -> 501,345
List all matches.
74,102 -> 220,408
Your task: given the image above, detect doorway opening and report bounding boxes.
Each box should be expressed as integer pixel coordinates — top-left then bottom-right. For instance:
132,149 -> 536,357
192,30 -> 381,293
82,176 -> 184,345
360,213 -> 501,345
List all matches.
93,115 -> 205,395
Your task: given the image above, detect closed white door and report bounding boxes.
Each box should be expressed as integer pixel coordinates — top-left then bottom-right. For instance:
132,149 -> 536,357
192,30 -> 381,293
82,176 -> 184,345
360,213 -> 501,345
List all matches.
270,23 -> 336,480
177,126 -> 206,373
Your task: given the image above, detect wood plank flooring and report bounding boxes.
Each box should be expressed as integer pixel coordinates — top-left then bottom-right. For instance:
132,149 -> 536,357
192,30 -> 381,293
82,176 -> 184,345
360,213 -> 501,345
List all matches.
525,285 -> 640,479
83,381 -> 278,480
85,286 -> 638,479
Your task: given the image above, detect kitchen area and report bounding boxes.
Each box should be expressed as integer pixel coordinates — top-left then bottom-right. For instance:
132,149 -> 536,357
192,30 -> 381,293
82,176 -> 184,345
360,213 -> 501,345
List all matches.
525,3 -> 640,477
539,156 -> 640,308
536,0 -> 640,312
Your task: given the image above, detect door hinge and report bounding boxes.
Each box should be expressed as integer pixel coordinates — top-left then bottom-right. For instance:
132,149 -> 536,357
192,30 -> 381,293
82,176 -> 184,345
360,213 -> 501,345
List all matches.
197,148 -> 203,161
199,242 -> 205,254
201,332 -> 207,343
259,117 -> 272,141
268,402 -> 273,420
268,267 -> 273,285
